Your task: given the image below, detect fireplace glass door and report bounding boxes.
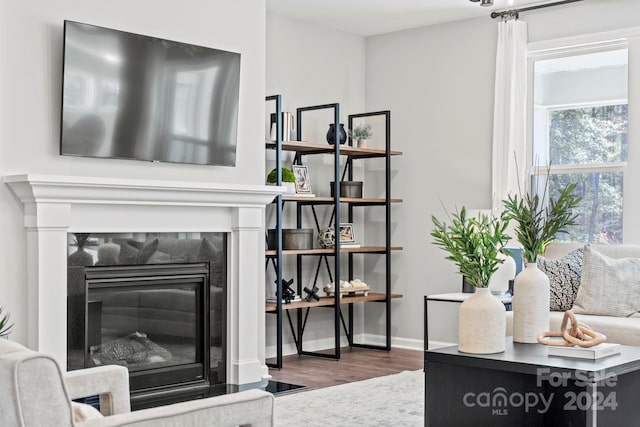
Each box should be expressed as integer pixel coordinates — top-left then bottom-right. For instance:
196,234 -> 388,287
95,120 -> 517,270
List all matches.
85,264 -> 209,391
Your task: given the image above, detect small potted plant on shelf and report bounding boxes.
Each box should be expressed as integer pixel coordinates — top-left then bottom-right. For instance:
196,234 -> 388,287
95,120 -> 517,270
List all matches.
348,124 -> 373,148
502,174 -> 581,344
0,306 -> 14,338
431,207 -> 511,354
266,167 -> 296,194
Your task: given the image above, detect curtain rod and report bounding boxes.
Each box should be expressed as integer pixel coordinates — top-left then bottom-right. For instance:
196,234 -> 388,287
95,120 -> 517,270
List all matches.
491,0 -> 585,19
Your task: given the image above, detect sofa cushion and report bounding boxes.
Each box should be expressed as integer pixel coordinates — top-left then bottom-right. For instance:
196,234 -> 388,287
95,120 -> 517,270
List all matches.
505,311 -> 640,346
548,311 -> 640,346
544,242 -> 640,260
572,246 -> 640,318
538,247 -> 583,311
0,339 -> 27,355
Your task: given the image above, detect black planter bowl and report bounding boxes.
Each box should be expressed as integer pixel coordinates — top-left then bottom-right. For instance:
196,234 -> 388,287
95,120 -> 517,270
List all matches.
330,181 -> 363,198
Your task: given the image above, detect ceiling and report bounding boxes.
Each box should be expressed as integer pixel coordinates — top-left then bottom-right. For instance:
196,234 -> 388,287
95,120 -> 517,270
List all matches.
266,0 -> 563,37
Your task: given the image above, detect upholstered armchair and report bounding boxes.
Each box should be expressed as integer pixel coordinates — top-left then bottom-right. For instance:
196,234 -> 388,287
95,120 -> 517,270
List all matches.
0,339 -> 274,426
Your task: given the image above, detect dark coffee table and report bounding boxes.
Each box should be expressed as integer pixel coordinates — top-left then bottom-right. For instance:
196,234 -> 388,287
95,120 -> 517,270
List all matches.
424,339 -> 640,426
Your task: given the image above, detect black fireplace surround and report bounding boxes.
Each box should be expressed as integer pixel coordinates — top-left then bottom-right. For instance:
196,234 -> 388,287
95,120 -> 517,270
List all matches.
67,232 -> 226,405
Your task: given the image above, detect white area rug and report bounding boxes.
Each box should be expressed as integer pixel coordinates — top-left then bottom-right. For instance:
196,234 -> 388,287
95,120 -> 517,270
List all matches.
274,370 -> 424,426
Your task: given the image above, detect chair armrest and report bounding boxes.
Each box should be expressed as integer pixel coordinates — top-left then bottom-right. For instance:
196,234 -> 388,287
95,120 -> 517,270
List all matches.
81,389 -> 274,427
64,365 -> 131,416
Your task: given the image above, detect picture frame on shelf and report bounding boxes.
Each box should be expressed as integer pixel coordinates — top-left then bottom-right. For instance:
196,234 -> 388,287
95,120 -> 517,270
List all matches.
339,223 -> 355,243
292,165 -> 312,194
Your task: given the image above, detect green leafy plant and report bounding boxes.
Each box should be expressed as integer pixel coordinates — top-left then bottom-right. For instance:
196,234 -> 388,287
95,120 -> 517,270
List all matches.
266,167 -> 295,184
431,208 -> 511,288
503,175 -> 581,263
348,124 -> 373,140
0,306 -> 14,337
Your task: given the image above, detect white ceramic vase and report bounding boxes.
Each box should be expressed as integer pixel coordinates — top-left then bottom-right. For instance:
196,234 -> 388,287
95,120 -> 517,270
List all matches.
512,262 -> 550,343
489,251 -> 516,295
458,287 -> 506,354
357,139 -> 368,148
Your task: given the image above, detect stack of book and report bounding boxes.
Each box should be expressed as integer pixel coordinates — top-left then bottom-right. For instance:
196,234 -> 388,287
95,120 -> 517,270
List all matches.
340,242 -> 361,248
547,343 -> 621,360
266,295 -> 301,303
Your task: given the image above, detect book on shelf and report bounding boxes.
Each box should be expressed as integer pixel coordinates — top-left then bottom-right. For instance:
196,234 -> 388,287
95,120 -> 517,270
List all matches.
292,193 -> 316,197
340,243 -> 361,248
547,343 -> 621,360
267,295 -> 302,303
266,140 -> 309,144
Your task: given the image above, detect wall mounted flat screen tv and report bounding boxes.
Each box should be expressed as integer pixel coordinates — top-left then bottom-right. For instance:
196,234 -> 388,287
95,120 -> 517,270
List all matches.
60,20 -> 241,166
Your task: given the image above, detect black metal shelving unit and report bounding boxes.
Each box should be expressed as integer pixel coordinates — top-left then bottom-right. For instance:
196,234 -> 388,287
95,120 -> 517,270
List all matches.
296,103 -> 342,362
265,95 -> 284,368
265,96 -> 401,369
346,110 -> 393,351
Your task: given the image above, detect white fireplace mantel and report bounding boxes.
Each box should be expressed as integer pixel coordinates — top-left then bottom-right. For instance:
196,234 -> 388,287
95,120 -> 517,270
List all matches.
4,174 -> 284,385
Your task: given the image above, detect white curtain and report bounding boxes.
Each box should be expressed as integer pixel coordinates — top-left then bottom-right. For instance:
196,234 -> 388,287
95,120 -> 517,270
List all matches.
491,18 -> 528,214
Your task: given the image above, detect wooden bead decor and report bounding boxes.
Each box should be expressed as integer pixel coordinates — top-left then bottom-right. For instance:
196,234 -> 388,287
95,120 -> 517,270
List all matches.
537,310 -> 606,348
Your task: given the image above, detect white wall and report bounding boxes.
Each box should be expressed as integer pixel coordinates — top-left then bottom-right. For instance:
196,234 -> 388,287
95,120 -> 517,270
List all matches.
365,0 -> 640,345
266,13 -> 365,121
365,17 -> 498,347
265,13 -> 367,355
0,0 -> 266,344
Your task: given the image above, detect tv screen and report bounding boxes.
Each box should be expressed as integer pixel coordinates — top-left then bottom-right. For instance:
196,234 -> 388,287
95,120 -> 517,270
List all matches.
60,21 -> 240,166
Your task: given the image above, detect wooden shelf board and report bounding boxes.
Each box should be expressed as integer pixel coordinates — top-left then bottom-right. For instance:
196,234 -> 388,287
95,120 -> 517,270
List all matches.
281,196 -> 403,205
265,292 -> 403,312
265,246 -> 403,256
266,141 -> 402,157
346,197 -> 403,205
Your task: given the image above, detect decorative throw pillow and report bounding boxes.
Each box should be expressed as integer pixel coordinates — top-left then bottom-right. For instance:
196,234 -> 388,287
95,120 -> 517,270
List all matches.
138,238 -> 159,263
572,246 -> 640,317
117,241 -> 140,264
538,247 -> 584,311
196,237 -> 217,261
117,238 -> 159,265
71,401 -> 103,422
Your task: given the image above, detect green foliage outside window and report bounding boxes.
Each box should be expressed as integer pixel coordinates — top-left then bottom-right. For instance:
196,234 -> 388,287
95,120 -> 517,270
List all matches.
542,104 -> 627,244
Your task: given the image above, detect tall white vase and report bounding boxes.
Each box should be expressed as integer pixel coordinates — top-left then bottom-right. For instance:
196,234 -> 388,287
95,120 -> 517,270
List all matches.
458,287 -> 506,354
512,262 -> 550,343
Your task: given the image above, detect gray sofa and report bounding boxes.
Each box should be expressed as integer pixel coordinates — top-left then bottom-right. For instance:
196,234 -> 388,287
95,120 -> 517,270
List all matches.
506,242 -> 640,346
0,339 -> 274,426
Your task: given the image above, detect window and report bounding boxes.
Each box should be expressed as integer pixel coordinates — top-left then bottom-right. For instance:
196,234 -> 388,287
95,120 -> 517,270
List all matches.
531,48 -> 628,244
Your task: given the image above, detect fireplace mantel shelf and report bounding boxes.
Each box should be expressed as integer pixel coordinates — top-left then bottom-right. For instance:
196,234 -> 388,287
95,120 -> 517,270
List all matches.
4,174 -> 284,207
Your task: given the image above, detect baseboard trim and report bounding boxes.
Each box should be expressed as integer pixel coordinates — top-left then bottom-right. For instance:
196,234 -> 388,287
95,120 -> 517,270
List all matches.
358,335 -> 455,351
266,335 -> 363,359
426,340 -> 456,349
359,334 -> 423,351
266,335 -> 456,358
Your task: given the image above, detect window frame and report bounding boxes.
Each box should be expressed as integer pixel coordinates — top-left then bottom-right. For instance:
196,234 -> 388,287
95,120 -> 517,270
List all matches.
526,34 -> 635,242
532,100 -> 628,176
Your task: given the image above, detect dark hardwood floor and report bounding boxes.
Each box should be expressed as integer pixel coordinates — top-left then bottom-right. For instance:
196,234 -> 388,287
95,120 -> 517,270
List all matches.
267,347 -> 424,391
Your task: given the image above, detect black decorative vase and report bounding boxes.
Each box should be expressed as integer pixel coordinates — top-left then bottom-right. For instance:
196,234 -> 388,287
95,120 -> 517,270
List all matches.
326,123 -> 347,145
462,276 -> 476,293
